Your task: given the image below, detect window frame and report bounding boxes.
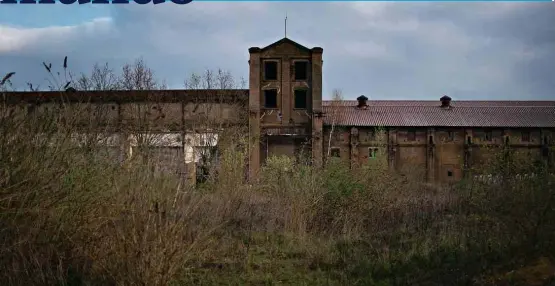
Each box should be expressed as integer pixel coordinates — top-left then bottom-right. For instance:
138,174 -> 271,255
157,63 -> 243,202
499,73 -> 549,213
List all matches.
521,131 -> 531,142
330,147 -> 341,158
263,89 -> 278,109
293,89 -> 308,109
483,129 -> 493,142
447,131 -> 455,142
368,147 -> 378,159
263,60 -> 278,81
407,130 -> 417,142
294,60 -> 309,81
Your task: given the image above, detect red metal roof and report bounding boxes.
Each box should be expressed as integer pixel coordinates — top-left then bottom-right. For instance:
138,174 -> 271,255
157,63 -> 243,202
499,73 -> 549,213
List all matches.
322,101 -> 555,128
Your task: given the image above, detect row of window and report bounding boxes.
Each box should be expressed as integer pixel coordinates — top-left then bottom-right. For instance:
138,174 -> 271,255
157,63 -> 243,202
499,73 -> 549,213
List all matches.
264,61 -> 309,81
263,89 -> 308,109
330,130 -> 534,143
330,147 -> 379,159
402,130 -> 532,143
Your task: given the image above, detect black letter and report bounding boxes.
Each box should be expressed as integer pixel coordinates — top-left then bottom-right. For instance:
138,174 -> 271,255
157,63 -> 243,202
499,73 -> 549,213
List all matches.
0,0 -> 18,4
59,0 -> 77,4
134,0 -> 150,4
170,0 -> 192,4
91,0 -> 108,3
112,0 -> 129,3
20,0 -> 37,3
152,0 -> 163,4
38,0 -> 55,3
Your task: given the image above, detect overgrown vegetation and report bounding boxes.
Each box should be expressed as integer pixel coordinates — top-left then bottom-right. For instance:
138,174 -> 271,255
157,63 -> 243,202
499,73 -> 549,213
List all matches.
1,60 -> 554,286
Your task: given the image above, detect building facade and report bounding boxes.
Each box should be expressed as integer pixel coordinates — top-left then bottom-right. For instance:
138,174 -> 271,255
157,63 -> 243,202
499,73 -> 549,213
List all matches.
247,37 -> 555,183
3,37 -> 555,184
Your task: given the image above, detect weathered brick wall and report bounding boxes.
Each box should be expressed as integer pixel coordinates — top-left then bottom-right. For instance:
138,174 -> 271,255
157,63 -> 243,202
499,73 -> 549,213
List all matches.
322,125 -> 554,184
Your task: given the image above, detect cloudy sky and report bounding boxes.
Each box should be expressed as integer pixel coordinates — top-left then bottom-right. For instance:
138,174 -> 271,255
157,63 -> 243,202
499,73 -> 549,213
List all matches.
0,1 -> 554,100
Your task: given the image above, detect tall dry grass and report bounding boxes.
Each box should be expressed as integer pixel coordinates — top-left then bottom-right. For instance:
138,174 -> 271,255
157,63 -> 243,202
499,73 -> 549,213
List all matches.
1,65 -> 554,285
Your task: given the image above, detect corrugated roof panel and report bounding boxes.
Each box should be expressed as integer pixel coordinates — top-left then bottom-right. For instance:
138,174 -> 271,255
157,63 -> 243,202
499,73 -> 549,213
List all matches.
322,105 -> 555,127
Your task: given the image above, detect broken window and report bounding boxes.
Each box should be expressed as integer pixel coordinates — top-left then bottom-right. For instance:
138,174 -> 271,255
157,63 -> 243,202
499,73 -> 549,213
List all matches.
447,170 -> 453,177
407,130 -> 416,141
331,148 -> 340,158
294,89 -> 308,109
521,131 -> 530,142
264,61 -> 278,80
294,61 -> 308,80
368,147 -> 378,158
264,89 -> 278,109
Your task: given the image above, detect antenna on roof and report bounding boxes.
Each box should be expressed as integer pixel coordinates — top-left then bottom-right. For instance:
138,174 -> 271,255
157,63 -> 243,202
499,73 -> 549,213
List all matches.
284,12 -> 288,38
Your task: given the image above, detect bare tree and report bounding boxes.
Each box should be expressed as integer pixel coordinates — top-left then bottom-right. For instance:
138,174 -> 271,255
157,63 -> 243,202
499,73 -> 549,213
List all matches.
120,57 -> 165,91
183,69 -> 247,183
76,63 -> 120,91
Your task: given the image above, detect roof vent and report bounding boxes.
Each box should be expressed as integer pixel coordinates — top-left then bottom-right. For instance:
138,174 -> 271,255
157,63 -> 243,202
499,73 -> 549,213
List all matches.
357,95 -> 369,109
440,95 -> 451,108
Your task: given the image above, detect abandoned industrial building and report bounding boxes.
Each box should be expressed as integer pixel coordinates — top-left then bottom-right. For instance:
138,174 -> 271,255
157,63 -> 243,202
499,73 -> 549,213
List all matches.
3,37 -> 555,184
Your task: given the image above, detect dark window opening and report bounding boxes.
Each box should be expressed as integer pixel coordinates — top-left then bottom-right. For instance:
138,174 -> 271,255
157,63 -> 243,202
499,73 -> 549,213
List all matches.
294,89 -> 308,109
369,148 -> 378,158
264,90 -> 278,109
484,130 -> 493,142
294,61 -> 308,80
505,136 -> 510,145
331,148 -> 340,158
521,131 -> 530,142
467,136 -> 472,145
264,61 -> 278,80
544,137 -> 549,145
428,135 -> 434,145
447,131 -> 455,141
447,170 -> 453,177
407,130 -> 416,141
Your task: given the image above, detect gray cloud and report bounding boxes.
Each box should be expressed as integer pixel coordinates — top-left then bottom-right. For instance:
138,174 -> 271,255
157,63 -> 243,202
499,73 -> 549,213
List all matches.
1,2 -> 554,100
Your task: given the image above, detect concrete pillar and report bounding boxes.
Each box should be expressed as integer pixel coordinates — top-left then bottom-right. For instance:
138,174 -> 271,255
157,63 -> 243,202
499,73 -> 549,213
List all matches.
248,47 -> 262,181
311,47 -> 324,167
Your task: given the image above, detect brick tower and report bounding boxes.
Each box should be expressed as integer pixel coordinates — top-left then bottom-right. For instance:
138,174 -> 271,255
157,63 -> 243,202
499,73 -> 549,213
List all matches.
248,38 -> 323,180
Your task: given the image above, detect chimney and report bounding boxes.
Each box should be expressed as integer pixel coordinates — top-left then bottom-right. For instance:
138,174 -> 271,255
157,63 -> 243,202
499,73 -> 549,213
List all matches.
440,95 -> 451,108
357,95 -> 369,109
